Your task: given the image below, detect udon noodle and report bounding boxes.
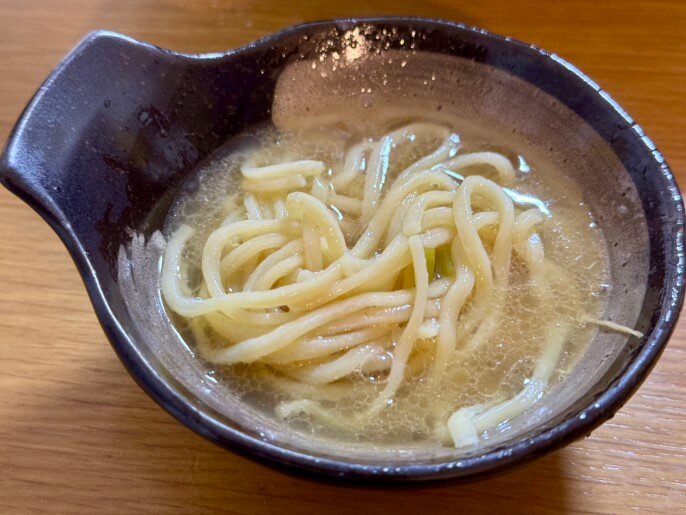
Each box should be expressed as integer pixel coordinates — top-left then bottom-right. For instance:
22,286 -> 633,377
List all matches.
161,122 -> 641,447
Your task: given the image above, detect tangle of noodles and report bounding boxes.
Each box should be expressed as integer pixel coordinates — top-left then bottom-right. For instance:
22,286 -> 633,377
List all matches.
161,122 -> 643,448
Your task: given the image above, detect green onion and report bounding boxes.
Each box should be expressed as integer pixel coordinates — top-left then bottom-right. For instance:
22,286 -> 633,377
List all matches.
436,244 -> 455,277
425,247 -> 436,280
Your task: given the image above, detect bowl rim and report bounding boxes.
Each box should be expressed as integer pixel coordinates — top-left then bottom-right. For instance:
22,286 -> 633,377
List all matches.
1,16 -> 684,483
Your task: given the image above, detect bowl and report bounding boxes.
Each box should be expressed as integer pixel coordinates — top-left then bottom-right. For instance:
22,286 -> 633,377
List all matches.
1,17 -> 683,482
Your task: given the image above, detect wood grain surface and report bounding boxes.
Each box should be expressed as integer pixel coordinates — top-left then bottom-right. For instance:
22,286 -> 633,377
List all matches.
1,1 -> 685,512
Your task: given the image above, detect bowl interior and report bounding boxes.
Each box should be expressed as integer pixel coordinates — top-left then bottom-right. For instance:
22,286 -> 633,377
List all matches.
120,39 -> 649,463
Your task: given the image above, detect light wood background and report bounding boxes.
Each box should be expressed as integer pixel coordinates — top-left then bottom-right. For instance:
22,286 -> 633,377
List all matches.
1,1 -> 685,512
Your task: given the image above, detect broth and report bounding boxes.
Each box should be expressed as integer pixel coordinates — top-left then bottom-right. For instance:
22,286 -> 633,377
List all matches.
161,115 -> 610,446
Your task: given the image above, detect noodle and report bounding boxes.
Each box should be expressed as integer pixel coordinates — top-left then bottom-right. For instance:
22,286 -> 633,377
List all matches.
161,122 -> 643,448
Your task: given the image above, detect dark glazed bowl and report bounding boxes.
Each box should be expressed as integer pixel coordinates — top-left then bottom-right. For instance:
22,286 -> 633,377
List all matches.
1,17 -> 683,482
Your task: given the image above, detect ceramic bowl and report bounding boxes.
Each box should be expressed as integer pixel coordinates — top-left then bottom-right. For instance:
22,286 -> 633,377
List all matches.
1,17 -> 683,482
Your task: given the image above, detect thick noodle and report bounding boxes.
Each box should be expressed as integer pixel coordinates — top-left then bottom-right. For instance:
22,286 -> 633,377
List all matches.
161,122 -> 643,448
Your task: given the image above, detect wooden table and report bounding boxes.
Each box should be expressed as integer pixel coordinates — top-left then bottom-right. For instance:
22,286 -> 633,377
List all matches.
1,1 -> 685,512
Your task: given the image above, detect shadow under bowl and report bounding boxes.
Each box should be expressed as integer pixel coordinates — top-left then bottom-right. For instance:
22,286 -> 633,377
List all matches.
0,17 -> 683,482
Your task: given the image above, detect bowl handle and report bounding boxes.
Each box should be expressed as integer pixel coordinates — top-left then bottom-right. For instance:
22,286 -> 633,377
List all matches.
0,31 -> 185,233
0,31 -> 209,315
